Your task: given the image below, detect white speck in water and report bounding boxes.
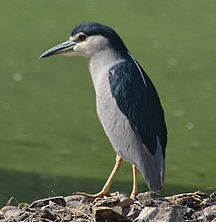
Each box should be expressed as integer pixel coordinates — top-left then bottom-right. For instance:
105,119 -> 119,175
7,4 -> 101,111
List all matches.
2,102 -> 10,110
53,156 -> 62,162
186,122 -> 194,130
172,109 -> 184,117
152,40 -> 161,49
13,72 -> 22,81
190,140 -> 201,147
168,57 -> 178,66
190,62 -> 199,70
203,82 -> 212,91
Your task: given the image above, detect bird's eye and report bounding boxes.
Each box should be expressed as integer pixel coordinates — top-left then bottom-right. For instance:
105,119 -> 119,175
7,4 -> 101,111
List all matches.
78,34 -> 87,42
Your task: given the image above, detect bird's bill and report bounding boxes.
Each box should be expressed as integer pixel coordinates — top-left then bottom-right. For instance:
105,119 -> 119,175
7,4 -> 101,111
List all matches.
39,40 -> 76,59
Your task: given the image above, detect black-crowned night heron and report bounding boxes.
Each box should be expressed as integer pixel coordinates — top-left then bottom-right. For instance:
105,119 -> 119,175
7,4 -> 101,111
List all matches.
39,22 -> 167,199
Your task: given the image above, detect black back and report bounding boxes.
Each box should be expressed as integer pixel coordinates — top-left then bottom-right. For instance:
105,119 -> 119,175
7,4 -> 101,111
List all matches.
109,59 -> 167,157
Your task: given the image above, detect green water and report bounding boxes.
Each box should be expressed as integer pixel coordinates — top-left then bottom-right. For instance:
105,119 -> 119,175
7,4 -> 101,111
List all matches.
0,0 -> 215,205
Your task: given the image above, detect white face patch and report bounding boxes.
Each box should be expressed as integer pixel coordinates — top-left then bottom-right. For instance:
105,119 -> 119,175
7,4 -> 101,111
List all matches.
73,35 -> 109,58
60,35 -> 85,57
69,36 -> 74,41
61,34 -> 109,58
72,41 -> 87,56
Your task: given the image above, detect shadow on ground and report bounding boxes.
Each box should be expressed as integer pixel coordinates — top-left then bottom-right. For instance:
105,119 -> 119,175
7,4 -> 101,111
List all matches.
0,168 -> 207,207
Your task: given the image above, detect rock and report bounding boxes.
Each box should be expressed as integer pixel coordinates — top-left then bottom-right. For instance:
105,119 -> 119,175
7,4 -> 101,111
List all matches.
93,196 -> 120,207
135,205 -> 188,222
194,205 -> 216,221
0,206 -> 23,219
119,196 -> 134,208
126,204 -> 142,220
40,208 -> 57,221
93,206 -> 131,222
64,194 -> 92,208
0,191 -> 215,221
29,196 -> 66,208
136,192 -> 159,204
18,212 -> 30,221
93,193 -> 133,208
165,191 -> 209,210
112,205 -> 123,215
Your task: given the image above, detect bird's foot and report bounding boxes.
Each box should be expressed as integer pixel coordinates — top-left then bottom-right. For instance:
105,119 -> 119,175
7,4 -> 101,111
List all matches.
73,191 -> 110,199
130,192 -> 137,200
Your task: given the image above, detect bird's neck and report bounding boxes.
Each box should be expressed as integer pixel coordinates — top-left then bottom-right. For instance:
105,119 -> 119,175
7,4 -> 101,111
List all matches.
88,49 -> 123,91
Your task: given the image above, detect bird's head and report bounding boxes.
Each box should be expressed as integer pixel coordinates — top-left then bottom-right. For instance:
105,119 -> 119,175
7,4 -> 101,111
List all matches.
39,22 -> 128,59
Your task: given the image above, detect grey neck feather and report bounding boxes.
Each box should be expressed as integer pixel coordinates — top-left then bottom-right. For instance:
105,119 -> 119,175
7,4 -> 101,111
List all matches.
88,48 -> 124,92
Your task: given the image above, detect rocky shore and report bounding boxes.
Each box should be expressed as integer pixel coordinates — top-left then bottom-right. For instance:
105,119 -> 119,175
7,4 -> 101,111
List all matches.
0,191 -> 215,221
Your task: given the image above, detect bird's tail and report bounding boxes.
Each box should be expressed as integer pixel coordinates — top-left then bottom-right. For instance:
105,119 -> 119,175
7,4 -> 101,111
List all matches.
137,139 -> 165,192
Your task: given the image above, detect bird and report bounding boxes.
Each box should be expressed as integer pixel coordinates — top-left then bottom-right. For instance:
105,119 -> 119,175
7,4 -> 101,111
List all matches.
39,22 -> 167,199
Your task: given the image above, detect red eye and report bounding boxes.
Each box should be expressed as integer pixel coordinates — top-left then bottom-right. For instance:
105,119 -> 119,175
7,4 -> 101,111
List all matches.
78,34 -> 87,41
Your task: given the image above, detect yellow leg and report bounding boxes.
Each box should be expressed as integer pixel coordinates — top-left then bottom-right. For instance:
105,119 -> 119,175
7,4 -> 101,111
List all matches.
130,165 -> 139,200
76,155 -> 123,198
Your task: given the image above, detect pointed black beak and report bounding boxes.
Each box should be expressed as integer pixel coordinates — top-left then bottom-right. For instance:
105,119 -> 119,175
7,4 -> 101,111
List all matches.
39,40 -> 77,59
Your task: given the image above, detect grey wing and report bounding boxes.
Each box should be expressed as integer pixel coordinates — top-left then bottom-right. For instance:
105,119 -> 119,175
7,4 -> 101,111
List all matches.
108,58 -> 167,191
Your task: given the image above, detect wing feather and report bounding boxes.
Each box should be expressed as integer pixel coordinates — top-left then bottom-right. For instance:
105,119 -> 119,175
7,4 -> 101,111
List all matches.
108,57 -> 167,157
